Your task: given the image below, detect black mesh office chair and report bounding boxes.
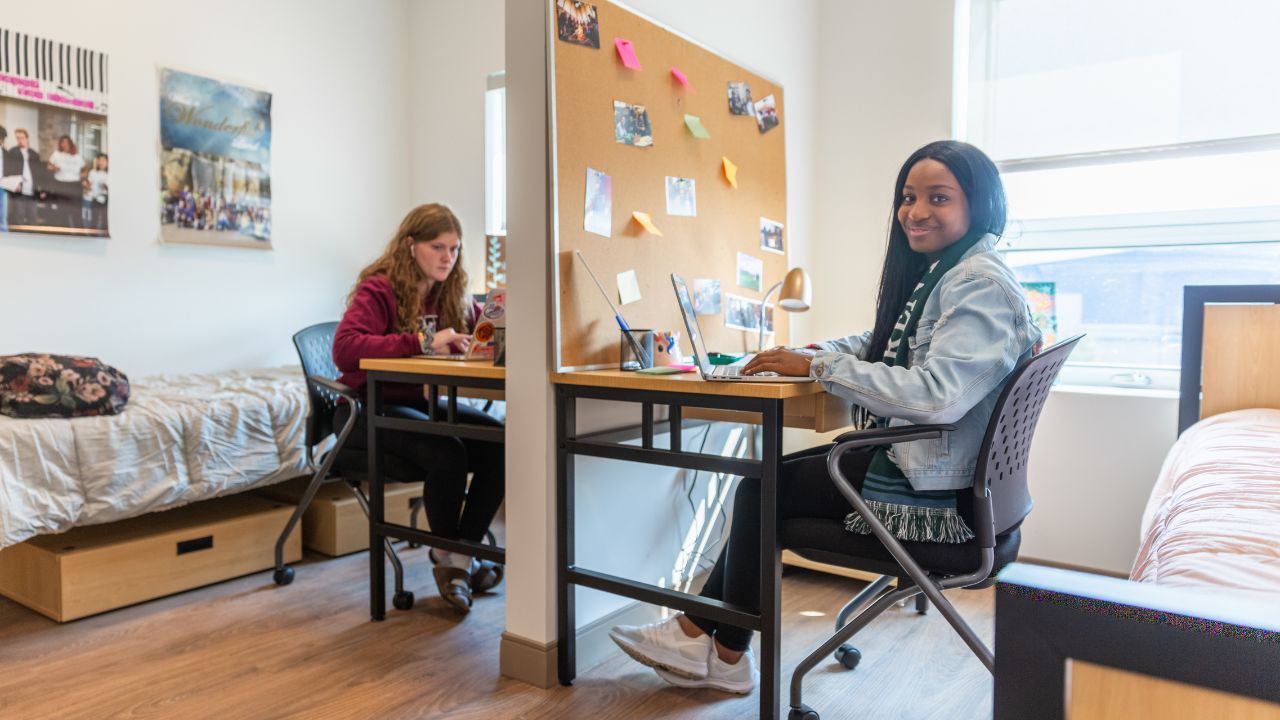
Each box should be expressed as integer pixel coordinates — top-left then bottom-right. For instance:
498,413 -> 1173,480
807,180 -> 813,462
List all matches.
273,322 -> 417,610
785,334 -> 1083,720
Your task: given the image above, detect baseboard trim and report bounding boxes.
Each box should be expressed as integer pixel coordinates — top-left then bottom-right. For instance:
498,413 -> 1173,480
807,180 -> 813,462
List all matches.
500,600 -> 665,688
499,631 -> 557,688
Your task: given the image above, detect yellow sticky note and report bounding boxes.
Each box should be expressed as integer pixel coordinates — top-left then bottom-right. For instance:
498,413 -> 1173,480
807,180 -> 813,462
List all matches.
722,157 -> 738,188
617,269 -> 642,305
632,210 -> 663,236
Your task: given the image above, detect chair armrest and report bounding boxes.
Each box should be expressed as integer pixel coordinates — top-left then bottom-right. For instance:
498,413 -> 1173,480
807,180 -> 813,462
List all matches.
832,423 -> 956,449
309,376 -> 360,406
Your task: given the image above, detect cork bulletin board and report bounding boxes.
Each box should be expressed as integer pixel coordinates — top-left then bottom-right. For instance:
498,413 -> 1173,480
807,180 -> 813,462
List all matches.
550,0 -> 788,370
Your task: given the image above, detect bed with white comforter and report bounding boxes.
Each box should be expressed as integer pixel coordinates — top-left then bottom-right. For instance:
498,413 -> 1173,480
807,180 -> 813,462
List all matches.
0,367 -> 310,549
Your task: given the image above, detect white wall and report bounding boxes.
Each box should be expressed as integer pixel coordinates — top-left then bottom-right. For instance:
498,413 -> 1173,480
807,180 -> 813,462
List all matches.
0,0 -> 413,377
808,0 -> 956,343
407,0 -> 505,294
807,0 -> 1175,575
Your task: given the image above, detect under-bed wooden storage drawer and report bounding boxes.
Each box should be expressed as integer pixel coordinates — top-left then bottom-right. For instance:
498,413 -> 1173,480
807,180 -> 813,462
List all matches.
256,477 -> 423,556
0,494 -> 300,622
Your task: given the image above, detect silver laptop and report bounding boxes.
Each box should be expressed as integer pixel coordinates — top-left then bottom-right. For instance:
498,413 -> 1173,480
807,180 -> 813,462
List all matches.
671,273 -> 813,383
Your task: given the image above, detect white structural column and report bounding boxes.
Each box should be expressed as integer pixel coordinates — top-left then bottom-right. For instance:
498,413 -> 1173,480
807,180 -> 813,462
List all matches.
500,0 -> 559,687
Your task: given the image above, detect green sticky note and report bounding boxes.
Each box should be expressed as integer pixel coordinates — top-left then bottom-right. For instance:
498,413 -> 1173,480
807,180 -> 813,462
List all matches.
684,114 -> 711,139
637,366 -> 682,375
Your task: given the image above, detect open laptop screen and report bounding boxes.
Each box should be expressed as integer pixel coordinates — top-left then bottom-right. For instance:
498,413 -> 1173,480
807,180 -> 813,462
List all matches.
671,273 -> 712,374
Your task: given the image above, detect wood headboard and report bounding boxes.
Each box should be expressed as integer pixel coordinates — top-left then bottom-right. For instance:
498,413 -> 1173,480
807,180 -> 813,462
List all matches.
1178,285 -> 1280,434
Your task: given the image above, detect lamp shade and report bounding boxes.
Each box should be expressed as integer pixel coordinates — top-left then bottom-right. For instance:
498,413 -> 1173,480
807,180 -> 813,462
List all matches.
778,267 -> 811,312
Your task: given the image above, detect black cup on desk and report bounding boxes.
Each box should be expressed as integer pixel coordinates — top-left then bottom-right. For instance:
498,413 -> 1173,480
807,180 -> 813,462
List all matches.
619,328 -> 654,371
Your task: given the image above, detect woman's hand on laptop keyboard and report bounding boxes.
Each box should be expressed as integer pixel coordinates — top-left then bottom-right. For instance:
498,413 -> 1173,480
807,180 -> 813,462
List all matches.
742,348 -> 814,377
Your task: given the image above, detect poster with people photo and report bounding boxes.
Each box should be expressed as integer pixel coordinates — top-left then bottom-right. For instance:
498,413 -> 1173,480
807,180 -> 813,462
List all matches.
0,28 -> 110,238
159,68 -> 272,249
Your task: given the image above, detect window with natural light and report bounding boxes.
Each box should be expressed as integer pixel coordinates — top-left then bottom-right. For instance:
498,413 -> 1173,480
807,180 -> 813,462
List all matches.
958,0 -> 1280,389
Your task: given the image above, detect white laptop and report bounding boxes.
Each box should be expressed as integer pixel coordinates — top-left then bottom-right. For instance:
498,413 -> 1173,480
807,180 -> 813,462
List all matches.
671,273 -> 814,383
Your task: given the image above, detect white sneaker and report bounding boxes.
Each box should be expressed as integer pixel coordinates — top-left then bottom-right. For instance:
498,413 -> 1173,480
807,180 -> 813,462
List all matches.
654,646 -> 758,695
608,616 -> 713,679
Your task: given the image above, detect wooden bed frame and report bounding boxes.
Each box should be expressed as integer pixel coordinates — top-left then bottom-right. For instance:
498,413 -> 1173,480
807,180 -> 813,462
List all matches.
994,284 -> 1280,720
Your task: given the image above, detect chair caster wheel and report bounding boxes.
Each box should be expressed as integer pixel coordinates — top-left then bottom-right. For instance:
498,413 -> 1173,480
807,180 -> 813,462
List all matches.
834,644 -> 861,670
393,591 -> 415,610
273,567 -> 295,586
788,704 -> 820,720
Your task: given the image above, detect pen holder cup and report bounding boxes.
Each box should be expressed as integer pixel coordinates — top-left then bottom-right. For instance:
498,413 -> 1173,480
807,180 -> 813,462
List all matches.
619,329 -> 655,371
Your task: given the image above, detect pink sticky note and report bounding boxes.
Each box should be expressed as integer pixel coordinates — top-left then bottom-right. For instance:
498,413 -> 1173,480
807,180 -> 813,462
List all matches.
670,66 -> 692,88
615,38 -> 641,70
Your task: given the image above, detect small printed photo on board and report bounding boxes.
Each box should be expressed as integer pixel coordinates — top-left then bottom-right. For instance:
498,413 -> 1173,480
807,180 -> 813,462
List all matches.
557,0 -> 600,49
725,293 -> 774,334
759,217 -> 784,254
665,176 -> 696,217
584,167 -> 612,237
736,252 -> 762,292
727,81 -> 754,116
692,278 -> 721,316
754,93 -> 779,134
613,100 -> 653,147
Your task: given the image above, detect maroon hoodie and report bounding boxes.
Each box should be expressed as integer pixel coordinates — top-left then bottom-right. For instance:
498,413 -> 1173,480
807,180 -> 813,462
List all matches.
333,274 -> 480,404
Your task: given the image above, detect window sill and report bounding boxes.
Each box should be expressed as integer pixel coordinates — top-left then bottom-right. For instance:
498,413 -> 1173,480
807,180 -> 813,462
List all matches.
1051,384 -> 1180,401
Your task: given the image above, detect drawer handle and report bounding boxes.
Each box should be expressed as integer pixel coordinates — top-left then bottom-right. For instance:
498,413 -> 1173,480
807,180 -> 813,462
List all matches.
177,535 -> 214,555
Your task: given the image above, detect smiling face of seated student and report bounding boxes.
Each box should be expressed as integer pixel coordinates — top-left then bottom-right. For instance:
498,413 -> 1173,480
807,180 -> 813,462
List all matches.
897,158 -> 971,260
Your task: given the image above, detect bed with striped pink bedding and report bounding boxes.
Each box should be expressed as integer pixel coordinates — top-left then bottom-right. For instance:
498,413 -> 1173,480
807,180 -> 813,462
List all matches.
1130,408 -> 1280,600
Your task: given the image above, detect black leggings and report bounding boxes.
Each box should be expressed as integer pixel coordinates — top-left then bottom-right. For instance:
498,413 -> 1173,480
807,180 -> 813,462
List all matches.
687,442 -> 873,652
335,396 -> 504,544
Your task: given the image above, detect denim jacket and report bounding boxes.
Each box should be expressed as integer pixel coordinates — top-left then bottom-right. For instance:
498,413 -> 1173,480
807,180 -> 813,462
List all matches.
809,233 -> 1041,491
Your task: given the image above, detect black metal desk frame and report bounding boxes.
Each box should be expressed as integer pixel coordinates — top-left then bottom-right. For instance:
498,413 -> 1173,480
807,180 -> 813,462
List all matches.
366,369 -> 506,621
556,382 -> 786,720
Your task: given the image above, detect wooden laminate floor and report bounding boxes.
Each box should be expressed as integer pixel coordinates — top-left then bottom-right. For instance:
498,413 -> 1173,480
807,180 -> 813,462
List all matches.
0,546 -> 993,720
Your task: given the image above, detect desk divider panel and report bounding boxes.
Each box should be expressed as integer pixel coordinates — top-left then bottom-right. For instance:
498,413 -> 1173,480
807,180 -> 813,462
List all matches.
550,0 -> 788,370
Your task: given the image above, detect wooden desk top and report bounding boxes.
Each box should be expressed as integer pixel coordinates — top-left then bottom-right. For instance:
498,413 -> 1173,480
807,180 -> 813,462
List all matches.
550,369 -> 827,399
360,357 -> 506,381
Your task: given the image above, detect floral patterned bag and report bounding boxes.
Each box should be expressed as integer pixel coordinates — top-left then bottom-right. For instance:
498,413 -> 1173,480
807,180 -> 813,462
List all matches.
0,354 -> 130,419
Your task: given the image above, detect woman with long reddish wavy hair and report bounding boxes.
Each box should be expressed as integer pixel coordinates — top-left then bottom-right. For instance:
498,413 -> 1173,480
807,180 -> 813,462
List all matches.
333,203 -> 504,614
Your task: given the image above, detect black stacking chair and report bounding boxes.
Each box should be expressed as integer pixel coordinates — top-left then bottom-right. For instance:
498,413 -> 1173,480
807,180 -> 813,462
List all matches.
272,322 -> 417,610
785,335 -> 1083,720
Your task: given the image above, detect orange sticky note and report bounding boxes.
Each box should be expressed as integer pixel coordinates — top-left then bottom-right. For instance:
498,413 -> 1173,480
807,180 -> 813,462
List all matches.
632,211 -> 663,236
670,66 -> 692,88
722,157 -> 738,188
615,38 -> 641,70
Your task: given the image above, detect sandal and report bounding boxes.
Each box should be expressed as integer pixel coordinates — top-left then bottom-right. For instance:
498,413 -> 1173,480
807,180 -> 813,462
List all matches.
431,566 -> 473,614
470,560 -> 505,594
429,549 -> 504,594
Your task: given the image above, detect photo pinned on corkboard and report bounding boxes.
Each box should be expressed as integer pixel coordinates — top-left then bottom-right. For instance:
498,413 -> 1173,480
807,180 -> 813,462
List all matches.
754,93 -> 779,134
759,217 -> 784,255
725,293 -> 774,334
613,100 -> 653,147
727,81 -> 754,116
584,167 -> 612,237
557,0 -> 600,49
665,176 -> 696,217
736,252 -> 762,292
692,278 -> 722,316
